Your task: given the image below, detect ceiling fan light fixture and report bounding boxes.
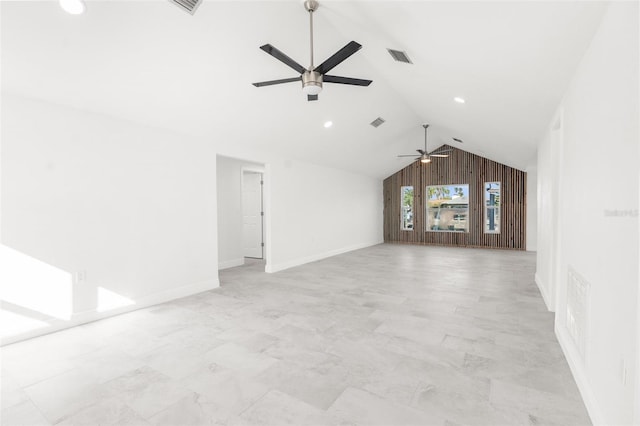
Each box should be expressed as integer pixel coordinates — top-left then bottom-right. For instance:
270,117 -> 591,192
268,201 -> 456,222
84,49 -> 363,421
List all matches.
420,155 -> 431,164
302,71 -> 323,95
302,82 -> 323,95
59,0 -> 85,14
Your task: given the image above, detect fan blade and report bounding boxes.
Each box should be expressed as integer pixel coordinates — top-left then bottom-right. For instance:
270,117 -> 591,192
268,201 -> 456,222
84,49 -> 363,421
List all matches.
307,94 -> 318,101
417,149 -> 426,155
260,44 -> 306,74
314,41 -> 362,75
397,155 -> 419,157
430,154 -> 449,158
429,149 -> 453,155
323,75 -> 372,86
253,77 -> 301,87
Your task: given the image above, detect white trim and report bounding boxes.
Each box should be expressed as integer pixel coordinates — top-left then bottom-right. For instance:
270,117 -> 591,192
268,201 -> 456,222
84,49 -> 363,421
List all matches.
263,163 -> 272,271
535,272 -> 554,312
241,166 -> 265,174
636,210 -> 640,425
265,241 -> 382,273
636,158 -> 640,425
555,323 -> 603,426
241,165 -> 267,267
0,277 -> 219,346
241,170 -> 265,260
218,258 -> 245,270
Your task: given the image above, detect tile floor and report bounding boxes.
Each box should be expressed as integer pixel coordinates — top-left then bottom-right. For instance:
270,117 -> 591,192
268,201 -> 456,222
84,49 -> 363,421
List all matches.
0,244 -> 591,425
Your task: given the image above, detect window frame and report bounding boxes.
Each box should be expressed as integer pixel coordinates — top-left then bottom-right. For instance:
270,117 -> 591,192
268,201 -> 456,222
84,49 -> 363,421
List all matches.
400,186 -> 414,231
425,184 -> 470,233
484,181 -> 501,234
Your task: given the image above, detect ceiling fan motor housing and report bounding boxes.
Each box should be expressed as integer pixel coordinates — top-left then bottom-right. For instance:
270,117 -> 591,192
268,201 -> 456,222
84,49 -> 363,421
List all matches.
302,70 -> 323,94
304,0 -> 319,12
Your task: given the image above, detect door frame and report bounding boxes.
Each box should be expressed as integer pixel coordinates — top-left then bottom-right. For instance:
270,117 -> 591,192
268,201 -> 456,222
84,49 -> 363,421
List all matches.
241,167 -> 266,261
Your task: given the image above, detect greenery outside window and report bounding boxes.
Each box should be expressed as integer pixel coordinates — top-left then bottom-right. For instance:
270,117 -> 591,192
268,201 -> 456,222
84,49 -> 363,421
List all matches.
426,184 -> 469,232
484,182 -> 501,233
401,186 -> 414,230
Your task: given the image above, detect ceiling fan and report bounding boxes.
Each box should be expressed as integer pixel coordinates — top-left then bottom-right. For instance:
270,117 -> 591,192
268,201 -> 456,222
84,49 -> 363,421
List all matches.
252,0 -> 372,101
397,124 -> 452,164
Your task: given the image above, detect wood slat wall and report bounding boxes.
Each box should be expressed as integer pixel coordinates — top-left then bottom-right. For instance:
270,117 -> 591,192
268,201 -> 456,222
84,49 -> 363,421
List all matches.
383,145 -> 527,250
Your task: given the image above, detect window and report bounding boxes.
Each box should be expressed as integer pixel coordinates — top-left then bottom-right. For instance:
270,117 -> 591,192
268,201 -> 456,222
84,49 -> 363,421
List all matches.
484,182 -> 501,233
401,186 -> 414,230
426,184 -> 469,232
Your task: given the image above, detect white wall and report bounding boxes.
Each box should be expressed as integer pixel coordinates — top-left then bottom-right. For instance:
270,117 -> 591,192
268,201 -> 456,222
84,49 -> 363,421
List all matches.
216,156 -> 264,269
536,117 -> 563,311
1,95 -> 219,343
536,2 -> 639,424
266,159 -> 383,273
216,154 -> 383,274
1,94 -> 384,343
526,166 -> 537,252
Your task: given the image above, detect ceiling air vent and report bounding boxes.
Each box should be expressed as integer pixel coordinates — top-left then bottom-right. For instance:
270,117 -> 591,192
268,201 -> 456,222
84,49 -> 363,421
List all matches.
387,48 -> 412,64
370,117 -> 386,128
452,137 -> 463,143
169,0 -> 202,14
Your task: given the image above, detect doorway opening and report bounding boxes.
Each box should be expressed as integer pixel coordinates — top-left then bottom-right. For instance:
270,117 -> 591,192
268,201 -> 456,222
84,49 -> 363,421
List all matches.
242,170 -> 264,260
216,155 -> 267,273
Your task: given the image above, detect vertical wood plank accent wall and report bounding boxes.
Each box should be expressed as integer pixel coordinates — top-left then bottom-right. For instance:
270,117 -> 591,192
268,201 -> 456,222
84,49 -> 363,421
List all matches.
383,145 -> 527,249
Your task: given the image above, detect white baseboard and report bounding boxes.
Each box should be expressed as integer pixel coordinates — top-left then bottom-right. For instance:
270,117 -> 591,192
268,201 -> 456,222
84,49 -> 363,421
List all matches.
555,323 -> 604,426
535,272 -> 555,312
1,277 -> 219,346
218,258 -> 245,270
265,240 -> 383,273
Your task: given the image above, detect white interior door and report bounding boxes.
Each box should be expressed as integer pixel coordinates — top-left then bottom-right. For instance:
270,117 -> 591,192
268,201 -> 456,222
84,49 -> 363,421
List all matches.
242,171 -> 263,259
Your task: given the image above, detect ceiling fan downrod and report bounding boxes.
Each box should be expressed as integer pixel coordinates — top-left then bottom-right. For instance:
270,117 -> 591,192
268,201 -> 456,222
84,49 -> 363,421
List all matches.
304,0 -> 319,69
421,124 -> 431,163
303,0 -> 322,95
423,124 -> 430,147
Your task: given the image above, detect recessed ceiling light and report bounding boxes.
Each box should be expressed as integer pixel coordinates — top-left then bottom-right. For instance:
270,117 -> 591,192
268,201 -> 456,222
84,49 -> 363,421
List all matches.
324,121 -> 333,128
454,97 -> 466,104
59,0 -> 86,14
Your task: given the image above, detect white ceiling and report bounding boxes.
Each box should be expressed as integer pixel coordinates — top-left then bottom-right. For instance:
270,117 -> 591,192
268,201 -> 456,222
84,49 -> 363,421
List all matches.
1,0 -> 607,178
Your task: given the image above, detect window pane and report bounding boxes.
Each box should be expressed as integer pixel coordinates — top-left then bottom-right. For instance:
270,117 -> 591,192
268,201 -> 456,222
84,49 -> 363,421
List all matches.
401,186 -> 414,230
426,185 -> 469,232
484,182 -> 501,233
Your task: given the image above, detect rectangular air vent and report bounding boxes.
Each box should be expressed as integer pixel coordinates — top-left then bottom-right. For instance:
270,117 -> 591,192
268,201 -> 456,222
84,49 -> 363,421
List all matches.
452,137 -> 464,143
370,117 -> 386,128
387,48 -> 412,64
566,266 -> 590,361
169,0 -> 203,14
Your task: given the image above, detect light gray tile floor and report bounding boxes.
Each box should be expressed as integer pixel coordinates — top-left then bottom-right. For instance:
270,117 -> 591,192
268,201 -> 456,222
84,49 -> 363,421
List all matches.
0,244 -> 591,425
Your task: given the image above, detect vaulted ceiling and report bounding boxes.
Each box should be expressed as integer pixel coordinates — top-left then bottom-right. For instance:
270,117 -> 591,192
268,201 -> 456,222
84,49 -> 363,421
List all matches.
1,1 -> 607,178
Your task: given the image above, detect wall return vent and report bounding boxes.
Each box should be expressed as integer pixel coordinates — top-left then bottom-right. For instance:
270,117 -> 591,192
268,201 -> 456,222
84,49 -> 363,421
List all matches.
387,48 -> 412,64
566,266 -> 590,361
169,0 -> 203,14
